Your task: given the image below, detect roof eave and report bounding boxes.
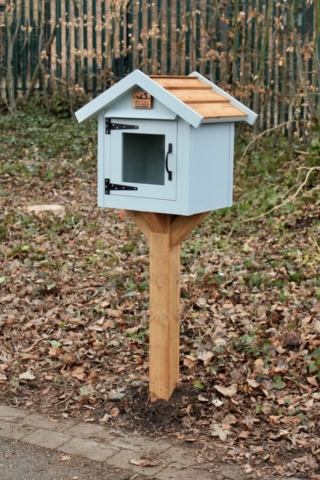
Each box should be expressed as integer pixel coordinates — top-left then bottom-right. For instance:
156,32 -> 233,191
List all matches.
75,70 -> 144,123
200,116 -> 250,124
189,72 -> 258,126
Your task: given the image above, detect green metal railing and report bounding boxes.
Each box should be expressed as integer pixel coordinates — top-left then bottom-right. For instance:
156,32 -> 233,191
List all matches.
0,0 -> 318,128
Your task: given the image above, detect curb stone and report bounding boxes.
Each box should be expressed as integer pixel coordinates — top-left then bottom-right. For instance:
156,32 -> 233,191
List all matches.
0,419 -> 36,440
22,413 -> 76,432
0,403 -> 304,480
58,436 -> 120,462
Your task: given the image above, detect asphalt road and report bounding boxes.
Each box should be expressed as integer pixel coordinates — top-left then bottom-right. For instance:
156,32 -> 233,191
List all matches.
0,437 -> 145,480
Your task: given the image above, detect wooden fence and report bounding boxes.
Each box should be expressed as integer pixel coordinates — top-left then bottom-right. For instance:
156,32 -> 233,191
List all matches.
1,0 -> 319,131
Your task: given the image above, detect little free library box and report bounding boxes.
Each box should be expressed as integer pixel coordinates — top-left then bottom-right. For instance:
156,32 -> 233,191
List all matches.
75,70 -> 257,216
76,71 -> 257,401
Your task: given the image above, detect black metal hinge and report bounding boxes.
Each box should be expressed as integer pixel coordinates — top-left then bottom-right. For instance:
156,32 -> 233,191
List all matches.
105,118 -> 139,134
105,179 -> 138,195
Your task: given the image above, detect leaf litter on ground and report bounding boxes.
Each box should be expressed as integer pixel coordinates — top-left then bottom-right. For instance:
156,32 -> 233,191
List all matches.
0,113 -> 319,479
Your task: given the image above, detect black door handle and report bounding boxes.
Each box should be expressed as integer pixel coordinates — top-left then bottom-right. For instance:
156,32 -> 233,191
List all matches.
165,143 -> 173,181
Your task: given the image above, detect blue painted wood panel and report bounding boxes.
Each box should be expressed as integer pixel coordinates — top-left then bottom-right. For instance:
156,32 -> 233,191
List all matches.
188,123 -> 234,213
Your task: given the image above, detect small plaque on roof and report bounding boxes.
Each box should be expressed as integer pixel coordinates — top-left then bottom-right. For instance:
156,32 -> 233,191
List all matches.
132,91 -> 153,109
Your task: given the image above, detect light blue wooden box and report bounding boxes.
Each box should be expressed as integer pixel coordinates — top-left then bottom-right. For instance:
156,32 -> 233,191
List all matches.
76,70 -> 257,216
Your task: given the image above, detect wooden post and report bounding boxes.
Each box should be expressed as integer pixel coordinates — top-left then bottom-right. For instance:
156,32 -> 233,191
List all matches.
149,224 -> 180,401
126,211 -> 209,401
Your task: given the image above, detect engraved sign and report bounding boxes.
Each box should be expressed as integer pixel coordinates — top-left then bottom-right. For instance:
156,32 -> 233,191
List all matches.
132,91 -> 153,109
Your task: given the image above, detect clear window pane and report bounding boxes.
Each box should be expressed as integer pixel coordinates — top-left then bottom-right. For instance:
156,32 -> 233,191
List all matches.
122,133 -> 165,185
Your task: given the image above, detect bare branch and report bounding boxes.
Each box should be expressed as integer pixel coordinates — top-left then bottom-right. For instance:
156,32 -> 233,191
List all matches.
243,167 -> 320,223
237,121 -> 291,170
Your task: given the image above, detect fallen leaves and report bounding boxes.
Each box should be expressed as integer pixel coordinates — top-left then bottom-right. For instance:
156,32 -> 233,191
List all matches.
285,331 -> 301,348
197,350 -> 214,366
247,378 -> 260,388
19,371 -> 35,380
110,407 -> 120,417
211,424 -> 233,441
222,414 -> 237,426
71,366 -> 86,380
108,391 -> 125,400
307,376 -> 318,387
99,414 -> 111,423
1,113 -> 319,480
212,399 -> 223,407
129,459 -> 159,467
214,384 -> 238,397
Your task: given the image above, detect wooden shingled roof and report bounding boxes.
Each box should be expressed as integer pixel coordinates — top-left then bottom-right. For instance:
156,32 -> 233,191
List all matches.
150,75 -> 247,120
76,70 -> 257,126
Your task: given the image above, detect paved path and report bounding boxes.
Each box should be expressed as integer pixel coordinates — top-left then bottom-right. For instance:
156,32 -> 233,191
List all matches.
0,403 -> 302,480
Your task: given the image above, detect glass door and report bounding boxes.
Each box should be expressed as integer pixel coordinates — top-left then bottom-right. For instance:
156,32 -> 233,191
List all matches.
109,119 -> 177,200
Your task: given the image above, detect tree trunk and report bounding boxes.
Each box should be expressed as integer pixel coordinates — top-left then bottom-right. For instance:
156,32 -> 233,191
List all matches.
5,2 -> 21,114
25,26 -> 56,103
